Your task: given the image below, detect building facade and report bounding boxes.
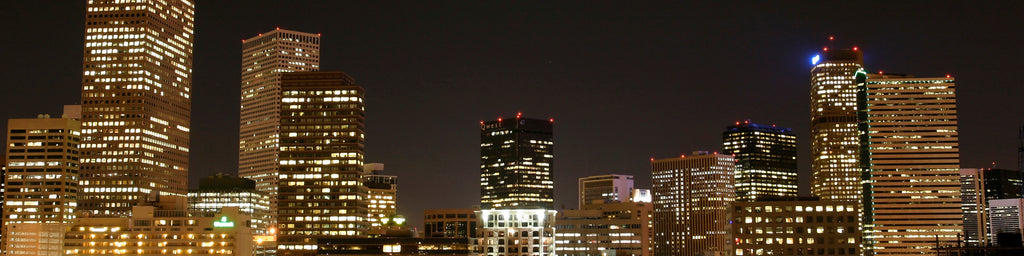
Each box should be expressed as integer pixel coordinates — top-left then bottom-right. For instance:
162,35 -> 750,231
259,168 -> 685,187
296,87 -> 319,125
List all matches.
651,152 -> 735,256
863,74 -> 963,255
187,174 -> 272,235
723,120 -> 798,201
79,0 -> 195,215
424,209 -> 478,238
810,48 -> 865,201
988,198 -> 1024,246
473,209 -> 557,256
239,28 -> 321,222
555,201 -> 653,256
276,71 -> 368,255
732,200 -> 862,256
578,174 -> 634,208
63,206 -> 252,255
480,114 -> 554,210
2,116 -> 81,256
362,164 -> 398,230
961,168 -> 988,246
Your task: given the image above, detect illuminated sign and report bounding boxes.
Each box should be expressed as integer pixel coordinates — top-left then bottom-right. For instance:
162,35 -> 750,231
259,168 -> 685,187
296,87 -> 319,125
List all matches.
213,216 -> 235,228
811,54 -> 820,65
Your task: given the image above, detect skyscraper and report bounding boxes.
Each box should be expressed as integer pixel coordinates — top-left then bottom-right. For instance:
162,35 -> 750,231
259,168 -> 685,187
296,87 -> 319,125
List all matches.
276,71 -> 368,255
863,74 -> 962,255
2,116 -> 80,256
239,29 -> 320,221
578,174 -> 634,208
79,0 -> 195,215
651,151 -> 735,256
723,120 -> 798,201
479,114 -> 554,210
810,47 -> 865,201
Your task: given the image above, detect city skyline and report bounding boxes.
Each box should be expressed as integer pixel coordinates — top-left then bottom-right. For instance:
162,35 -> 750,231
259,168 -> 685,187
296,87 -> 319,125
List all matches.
2,1 -> 1023,229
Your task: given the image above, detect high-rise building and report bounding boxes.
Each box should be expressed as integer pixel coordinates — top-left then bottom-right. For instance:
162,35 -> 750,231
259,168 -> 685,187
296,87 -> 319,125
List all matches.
578,174 -> 634,208
424,208 -> 478,238
863,74 -> 962,255
988,198 -> 1024,246
723,120 -> 798,201
79,0 -> 195,215
733,199 -> 862,256
961,168 -> 988,246
480,114 -> 554,210
810,48 -> 864,201
2,116 -> 80,256
555,201 -> 653,256
651,151 -> 735,256
960,168 -> 1024,246
239,29 -> 320,221
276,71 -> 368,255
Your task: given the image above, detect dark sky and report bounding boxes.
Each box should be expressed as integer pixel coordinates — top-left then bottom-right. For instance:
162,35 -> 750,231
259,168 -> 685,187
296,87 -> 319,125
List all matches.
3,1 -> 1023,229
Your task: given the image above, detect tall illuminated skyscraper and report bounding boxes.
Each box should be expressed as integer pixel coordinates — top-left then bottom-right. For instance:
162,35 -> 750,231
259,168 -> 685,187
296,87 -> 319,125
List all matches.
723,120 -> 798,201
2,116 -> 80,256
651,151 -> 735,256
239,29 -> 320,220
863,74 -> 962,255
78,0 -> 195,215
276,71 -> 368,255
809,47 -> 864,201
479,114 -> 554,210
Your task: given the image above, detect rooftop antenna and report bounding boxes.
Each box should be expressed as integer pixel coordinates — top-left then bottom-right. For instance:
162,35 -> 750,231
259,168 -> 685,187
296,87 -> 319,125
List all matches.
1018,125 -> 1023,171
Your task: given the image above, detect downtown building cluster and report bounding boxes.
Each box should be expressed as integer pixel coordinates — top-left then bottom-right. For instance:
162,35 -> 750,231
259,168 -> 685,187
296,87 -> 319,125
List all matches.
1,2 -> 1023,256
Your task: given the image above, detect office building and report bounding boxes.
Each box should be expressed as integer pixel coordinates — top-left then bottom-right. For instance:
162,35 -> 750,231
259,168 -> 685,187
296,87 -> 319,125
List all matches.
651,151 -> 735,256
578,174 -> 634,208
276,71 -> 368,255
480,114 -> 554,210
555,201 -> 653,256
961,168 -> 988,246
188,174 -> 272,235
424,209 -> 478,238
362,163 -> 398,229
63,206 -> 252,256
988,199 -> 1024,246
630,188 -> 652,203
239,29 -> 320,221
863,74 -> 962,255
733,199 -> 862,256
79,0 -> 195,215
473,209 -> 557,256
723,120 -> 798,201
960,168 -> 1024,246
810,47 -> 864,201
2,116 -> 81,256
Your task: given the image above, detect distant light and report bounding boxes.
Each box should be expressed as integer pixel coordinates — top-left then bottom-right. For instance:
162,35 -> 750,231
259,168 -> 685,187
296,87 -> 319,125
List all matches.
680,154 -> 685,158
516,112 -> 522,119
823,47 -> 829,51
735,121 -> 740,125
811,54 -> 820,65
650,157 -> 655,162
258,33 -> 262,36
276,27 -> 280,30
946,74 -> 951,78
498,117 -> 502,122
853,46 -> 858,51
317,33 -> 322,36
713,151 -> 718,155
878,71 -> 884,74
549,118 -> 554,123
480,121 -> 484,125
829,36 -> 834,41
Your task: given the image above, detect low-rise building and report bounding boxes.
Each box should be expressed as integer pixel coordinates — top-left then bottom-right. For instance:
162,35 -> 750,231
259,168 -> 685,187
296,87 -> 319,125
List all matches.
425,208 -> 478,238
732,199 -> 862,256
473,209 -> 557,256
555,201 -> 652,256
63,206 -> 253,255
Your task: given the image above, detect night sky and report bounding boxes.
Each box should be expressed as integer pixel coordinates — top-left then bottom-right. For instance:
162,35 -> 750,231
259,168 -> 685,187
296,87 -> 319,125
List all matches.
3,1 -> 1023,229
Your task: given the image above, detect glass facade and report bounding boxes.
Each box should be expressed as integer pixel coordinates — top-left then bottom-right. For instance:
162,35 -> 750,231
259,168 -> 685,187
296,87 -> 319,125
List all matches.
810,49 -> 864,202
480,116 -> 554,210
723,120 -> 798,201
